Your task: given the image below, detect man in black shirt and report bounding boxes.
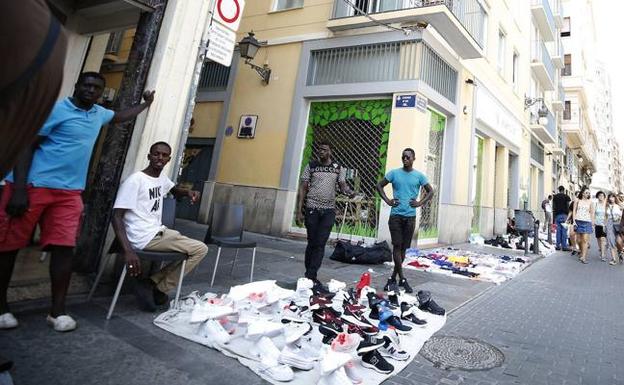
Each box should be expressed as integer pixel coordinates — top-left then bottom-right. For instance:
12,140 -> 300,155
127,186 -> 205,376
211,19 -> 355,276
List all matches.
552,186 -> 571,250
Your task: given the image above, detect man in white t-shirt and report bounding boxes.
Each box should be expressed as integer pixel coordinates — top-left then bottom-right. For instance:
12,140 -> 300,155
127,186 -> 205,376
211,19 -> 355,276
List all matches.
112,141 -> 208,311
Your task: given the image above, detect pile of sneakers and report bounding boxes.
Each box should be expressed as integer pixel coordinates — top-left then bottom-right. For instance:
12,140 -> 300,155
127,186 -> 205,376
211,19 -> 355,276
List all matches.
157,275 -> 446,383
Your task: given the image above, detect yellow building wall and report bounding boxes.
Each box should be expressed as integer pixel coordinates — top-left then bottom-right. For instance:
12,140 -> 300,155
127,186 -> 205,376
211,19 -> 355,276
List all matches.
190,102 -> 222,138
238,0 -> 332,42
495,146 -> 510,208
101,29 -> 136,91
453,69 -> 476,205
216,43 -> 303,188
482,138 -> 497,208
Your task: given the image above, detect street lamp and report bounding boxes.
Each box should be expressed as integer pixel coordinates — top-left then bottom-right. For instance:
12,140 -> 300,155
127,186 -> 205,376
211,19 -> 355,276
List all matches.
524,96 -> 549,125
238,31 -> 271,85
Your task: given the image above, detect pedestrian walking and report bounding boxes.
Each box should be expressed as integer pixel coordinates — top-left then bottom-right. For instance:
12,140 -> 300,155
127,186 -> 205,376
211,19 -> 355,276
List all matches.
296,141 -> 354,290
606,193 -> 623,265
0,72 -> 154,331
567,192 -> 580,255
552,186 -> 571,251
541,195 -> 553,232
594,191 -> 607,261
573,186 -> 594,264
376,148 -> 434,294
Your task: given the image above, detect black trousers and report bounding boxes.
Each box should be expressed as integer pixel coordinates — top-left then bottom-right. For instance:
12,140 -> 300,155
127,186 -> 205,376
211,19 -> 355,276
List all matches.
304,208 -> 336,281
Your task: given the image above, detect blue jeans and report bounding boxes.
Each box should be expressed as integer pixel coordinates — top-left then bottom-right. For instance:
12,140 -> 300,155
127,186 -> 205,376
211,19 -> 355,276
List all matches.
555,214 -> 568,249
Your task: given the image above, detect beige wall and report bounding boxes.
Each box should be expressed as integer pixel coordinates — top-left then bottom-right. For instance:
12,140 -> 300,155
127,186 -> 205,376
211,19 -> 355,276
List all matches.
191,101 -> 222,138
453,69 -> 477,205
216,42 -> 302,188
495,146 -> 510,208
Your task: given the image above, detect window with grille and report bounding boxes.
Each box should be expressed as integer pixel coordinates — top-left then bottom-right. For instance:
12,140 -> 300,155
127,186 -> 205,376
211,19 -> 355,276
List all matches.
105,31 -> 125,55
198,60 -> 230,91
274,0 -> 303,11
563,101 -> 571,120
561,17 -> 571,37
561,54 -> 572,76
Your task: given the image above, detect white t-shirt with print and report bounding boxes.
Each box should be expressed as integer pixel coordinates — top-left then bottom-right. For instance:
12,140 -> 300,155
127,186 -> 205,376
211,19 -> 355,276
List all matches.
113,171 -> 175,250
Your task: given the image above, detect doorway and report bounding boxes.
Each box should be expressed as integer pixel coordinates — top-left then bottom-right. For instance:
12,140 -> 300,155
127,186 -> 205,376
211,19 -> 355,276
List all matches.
176,138 -> 215,221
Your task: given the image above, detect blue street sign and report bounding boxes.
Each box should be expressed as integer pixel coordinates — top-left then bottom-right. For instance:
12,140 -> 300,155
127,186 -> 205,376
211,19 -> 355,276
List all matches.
395,95 -> 416,108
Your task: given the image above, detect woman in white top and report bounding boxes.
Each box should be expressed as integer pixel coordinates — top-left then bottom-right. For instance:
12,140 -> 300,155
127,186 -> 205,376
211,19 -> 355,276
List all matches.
573,186 -> 594,264
594,191 -> 607,261
606,193 -> 623,265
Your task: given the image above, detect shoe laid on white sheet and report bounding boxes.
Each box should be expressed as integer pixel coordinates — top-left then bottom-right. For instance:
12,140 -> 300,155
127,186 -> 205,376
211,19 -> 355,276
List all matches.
344,360 -> 363,384
46,314 -> 76,332
246,319 -> 284,339
318,366 -> 353,385
251,336 -> 294,382
278,342 -> 316,370
283,321 -> 312,343
173,290 -> 202,311
328,279 -> 346,293
0,313 -> 18,329
320,349 -> 352,375
190,302 -> 236,323
197,319 -> 231,345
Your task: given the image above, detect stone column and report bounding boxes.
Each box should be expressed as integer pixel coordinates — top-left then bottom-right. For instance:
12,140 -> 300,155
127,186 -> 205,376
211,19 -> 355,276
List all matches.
494,146 -> 509,234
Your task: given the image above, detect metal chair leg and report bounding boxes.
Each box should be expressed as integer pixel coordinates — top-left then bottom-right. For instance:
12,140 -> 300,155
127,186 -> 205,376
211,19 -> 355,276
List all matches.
174,259 -> 186,309
88,253 -> 110,302
210,247 -> 222,287
106,265 -> 127,320
230,249 -> 240,276
249,248 -> 256,283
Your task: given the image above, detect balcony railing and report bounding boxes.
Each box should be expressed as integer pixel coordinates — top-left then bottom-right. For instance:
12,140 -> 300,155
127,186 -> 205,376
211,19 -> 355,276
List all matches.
531,39 -> 555,85
332,0 -> 485,48
532,0 -> 556,28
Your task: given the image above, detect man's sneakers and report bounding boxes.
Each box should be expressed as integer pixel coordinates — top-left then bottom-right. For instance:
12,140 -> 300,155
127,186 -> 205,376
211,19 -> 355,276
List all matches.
417,290 -> 446,316
356,335 -> 386,355
198,319 -> 231,345
379,335 -> 410,361
383,278 -> 398,293
46,314 -> 77,332
360,350 -> 394,374
281,301 -> 311,324
398,278 -> 413,294
385,316 -> 412,334
134,278 -> 157,312
250,336 -> 295,382
278,342 -> 316,370
0,313 -> 18,329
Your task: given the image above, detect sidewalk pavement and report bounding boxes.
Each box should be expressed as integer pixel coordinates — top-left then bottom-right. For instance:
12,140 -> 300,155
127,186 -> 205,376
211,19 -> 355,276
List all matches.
1,219 -> 541,385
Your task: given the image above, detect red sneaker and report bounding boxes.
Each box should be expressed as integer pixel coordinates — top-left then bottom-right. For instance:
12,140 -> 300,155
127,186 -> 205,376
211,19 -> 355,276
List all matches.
355,272 -> 371,298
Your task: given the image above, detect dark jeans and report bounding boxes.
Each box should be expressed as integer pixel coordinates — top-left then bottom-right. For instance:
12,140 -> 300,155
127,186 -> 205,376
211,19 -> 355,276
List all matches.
304,208 -> 336,281
555,213 -> 568,248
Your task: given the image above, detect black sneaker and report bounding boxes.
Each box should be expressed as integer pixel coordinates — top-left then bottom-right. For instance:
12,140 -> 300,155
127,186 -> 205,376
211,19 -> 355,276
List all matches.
153,288 -> 169,306
383,278 -> 398,292
361,350 -> 394,374
400,303 -> 427,326
386,316 -> 412,333
356,335 -> 386,355
312,281 -> 333,296
398,278 -> 413,294
419,298 -> 446,316
134,278 -> 156,312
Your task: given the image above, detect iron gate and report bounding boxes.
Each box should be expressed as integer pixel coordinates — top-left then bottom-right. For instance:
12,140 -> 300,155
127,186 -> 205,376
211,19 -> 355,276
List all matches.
298,100 -> 392,238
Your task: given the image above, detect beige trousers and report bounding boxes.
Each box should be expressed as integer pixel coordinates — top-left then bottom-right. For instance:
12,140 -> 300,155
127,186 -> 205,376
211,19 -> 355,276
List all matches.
143,228 -> 208,293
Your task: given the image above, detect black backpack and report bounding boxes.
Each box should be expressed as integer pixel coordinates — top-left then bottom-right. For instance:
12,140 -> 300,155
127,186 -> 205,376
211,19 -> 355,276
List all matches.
330,241 -> 392,265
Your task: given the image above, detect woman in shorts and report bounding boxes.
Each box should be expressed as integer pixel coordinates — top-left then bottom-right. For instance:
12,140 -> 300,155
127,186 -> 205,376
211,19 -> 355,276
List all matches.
573,186 -> 594,264
594,191 -> 607,261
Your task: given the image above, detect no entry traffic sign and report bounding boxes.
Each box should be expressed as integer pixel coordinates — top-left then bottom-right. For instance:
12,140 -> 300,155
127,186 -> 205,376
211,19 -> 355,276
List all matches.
213,0 -> 245,32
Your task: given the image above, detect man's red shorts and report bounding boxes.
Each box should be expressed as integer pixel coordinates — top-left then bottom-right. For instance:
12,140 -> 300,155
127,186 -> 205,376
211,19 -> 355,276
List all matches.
0,183 -> 83,251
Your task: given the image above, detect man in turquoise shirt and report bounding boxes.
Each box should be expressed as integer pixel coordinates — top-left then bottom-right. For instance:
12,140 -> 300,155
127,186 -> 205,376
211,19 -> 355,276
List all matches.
377,148 -> 434,293
0,72 -> 154,332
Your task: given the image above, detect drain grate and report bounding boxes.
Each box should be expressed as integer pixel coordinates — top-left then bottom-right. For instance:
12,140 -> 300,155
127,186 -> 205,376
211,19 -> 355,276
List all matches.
420,335 -> 505,371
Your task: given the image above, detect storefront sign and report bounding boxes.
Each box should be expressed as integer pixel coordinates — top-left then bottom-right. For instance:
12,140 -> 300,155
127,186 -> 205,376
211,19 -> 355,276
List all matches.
475,87 -> 522,149
395,95 -> 416,108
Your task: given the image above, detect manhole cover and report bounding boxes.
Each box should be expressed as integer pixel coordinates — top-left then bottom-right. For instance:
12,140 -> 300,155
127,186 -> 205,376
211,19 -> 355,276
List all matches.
420,336 -> 504,371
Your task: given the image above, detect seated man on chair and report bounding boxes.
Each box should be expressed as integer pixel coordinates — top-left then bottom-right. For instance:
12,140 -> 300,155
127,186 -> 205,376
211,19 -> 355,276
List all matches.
112,141 -> 208,312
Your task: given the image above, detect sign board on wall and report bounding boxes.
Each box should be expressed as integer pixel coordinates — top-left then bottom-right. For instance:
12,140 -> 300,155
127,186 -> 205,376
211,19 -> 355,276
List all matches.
238,115 -> 258,138
395,95 -> 416,108
475,87 -> 523,149
206,0 -> 245,67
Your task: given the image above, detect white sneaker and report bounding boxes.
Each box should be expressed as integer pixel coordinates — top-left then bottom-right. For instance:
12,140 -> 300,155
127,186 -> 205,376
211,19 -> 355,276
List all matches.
330,332 -> 362,353
252,336 -> 295,382
283,321 -> 311,343
198,319 -> 231,345
357,286 -> 376,306
378,331 -> 409,361
296,277 -> 314,291
190,302 -> 236,323
328,279 -> 346,293
320,349 -> 352,375
318,366 -> 352,385
0,313 -> 18,329
278,342 -> 316,370
246,320 -> 284,339
344,360 -> 363,384
46,314 -> 76,332
295,335 -> 322,361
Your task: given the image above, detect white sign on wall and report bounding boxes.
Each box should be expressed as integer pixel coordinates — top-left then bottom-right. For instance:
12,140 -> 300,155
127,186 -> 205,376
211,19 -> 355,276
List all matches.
212,0 -> 245,32
475,87 -> 523,148
206,22 -> 237,66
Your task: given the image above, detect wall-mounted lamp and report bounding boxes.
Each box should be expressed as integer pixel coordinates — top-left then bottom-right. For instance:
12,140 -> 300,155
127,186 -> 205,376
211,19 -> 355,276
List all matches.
525,96 -> 549,125
238,31 -> 271,85
465,78 -> 476,86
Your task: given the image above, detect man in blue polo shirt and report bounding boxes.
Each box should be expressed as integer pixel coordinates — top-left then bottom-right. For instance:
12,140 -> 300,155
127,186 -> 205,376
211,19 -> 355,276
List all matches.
377,148 -> 434,293
0,72 -> 154,332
